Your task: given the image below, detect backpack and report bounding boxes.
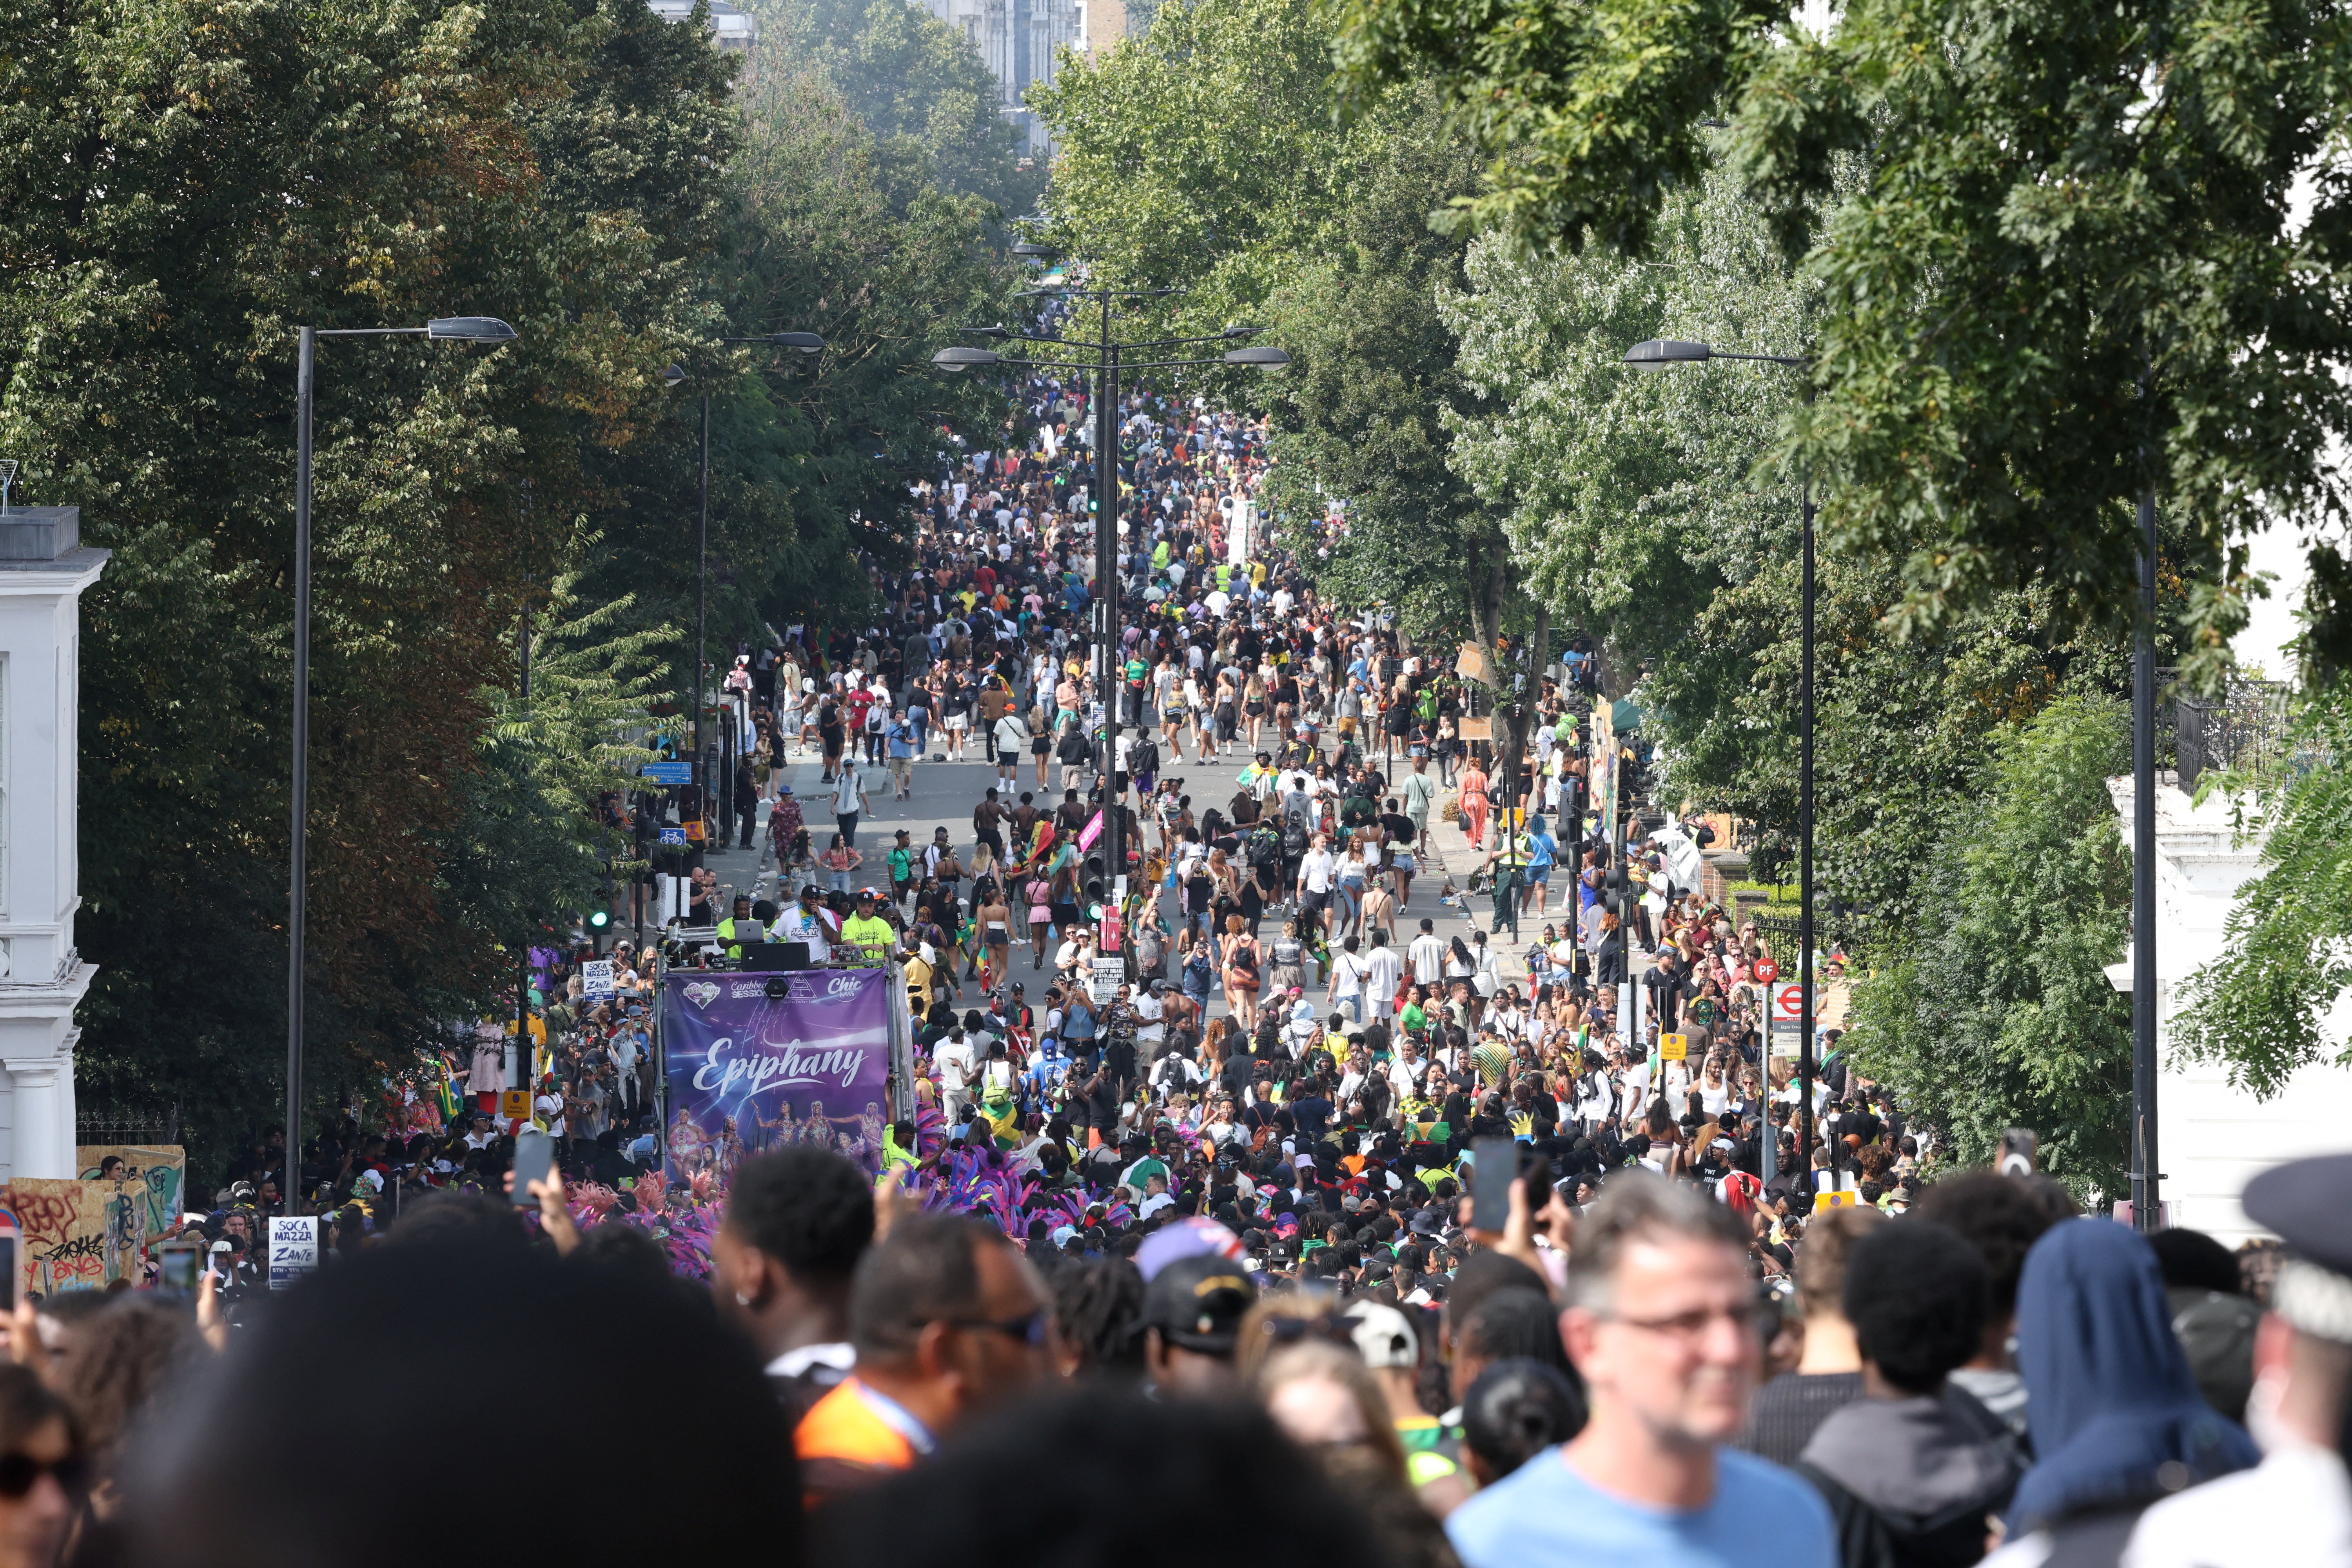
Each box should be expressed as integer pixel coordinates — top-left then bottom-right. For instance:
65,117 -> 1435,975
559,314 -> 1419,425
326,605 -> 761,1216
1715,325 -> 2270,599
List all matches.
1246,825 -> 1283,869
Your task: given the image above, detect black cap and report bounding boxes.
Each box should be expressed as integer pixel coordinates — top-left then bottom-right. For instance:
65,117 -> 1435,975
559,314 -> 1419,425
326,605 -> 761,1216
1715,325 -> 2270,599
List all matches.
2245,1153 -> 2352,1275
1142,1254 -> 1255,1356
2244,1153 -> 2352,1342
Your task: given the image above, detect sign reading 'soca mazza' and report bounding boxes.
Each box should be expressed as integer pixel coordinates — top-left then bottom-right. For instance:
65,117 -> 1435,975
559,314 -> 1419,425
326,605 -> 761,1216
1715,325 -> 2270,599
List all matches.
269,1216 -> 321,1290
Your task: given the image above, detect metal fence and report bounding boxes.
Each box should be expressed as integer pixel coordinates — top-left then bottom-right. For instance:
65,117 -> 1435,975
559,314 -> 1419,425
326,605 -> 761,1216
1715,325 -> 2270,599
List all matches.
76,1104 -> 181,1147
2174,676 -> 2291,793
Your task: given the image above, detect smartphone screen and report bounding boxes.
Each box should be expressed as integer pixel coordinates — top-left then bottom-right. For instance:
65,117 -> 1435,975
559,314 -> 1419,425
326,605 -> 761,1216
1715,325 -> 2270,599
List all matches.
1472,1136 -> 1517,1231
160,1243 -> 200,1298
510,1130 -> 554,1209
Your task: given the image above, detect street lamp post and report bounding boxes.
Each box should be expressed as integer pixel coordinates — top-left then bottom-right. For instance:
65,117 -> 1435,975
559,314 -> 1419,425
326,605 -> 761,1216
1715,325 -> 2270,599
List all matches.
663,332 -> 824,862
1623,338 -> 1817,1171
933,280 -> 1287,915
289,316 -> 517,1214
2132,484 -> 2159,1230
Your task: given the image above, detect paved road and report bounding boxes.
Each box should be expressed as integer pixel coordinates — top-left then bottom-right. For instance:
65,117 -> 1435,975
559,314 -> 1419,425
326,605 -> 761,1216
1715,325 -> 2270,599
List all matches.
679,738 -> 1543,1014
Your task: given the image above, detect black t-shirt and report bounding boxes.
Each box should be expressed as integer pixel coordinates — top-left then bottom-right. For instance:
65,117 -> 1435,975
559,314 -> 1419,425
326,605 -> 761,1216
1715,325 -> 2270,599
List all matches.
1291,1095 -> 1335,1140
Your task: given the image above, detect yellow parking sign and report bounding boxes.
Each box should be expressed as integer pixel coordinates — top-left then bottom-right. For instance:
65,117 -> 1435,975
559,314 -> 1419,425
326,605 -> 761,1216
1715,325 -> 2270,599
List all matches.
1659,1033 -> 1689,1061
1814,1189 -> 1860,1212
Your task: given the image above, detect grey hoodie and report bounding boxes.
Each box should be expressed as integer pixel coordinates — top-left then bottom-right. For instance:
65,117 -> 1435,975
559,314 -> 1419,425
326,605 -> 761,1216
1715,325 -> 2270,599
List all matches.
1800,1386 -> 2022,1529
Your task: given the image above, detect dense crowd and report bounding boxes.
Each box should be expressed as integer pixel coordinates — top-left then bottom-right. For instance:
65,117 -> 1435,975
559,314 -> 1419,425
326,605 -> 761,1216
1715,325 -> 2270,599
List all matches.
57,356 -> 2345,1568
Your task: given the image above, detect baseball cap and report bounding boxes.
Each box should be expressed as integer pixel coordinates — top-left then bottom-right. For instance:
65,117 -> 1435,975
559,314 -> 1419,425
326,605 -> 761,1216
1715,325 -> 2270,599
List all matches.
1141,1253 -> 1256,1356
1341,1302 -> 1419,1370
1134,1215 -> 1245,1282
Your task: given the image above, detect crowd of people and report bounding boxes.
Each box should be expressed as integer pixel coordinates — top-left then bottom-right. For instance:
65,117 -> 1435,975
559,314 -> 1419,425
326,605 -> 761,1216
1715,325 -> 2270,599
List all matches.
4,1140 -> 2339,1568
62,354 -> 2345,1568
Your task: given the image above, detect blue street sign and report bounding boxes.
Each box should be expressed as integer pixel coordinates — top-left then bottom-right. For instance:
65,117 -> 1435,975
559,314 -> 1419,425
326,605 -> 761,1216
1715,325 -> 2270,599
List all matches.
642,761 -> 692,784
658,826 -> 688,846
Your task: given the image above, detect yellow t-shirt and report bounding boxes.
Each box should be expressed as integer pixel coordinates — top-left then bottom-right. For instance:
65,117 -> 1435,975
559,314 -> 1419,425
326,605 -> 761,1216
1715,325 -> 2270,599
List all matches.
840,915 -> 895,962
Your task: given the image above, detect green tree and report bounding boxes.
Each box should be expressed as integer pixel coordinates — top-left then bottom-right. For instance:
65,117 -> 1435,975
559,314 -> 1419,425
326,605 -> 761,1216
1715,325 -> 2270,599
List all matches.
2171,678 -> 2352,1097
750,0 -> 1042,215
0,0 -> 735,1170
1330,0 -> 2352,681
1035,0 -> 1509,646
1843,695 -> 2134,1195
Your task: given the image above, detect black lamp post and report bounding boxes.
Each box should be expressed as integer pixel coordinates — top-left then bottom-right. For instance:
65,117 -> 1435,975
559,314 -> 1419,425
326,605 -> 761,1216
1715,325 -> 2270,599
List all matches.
289,316 -> 517,1214
663,332 -> 825,857
932,273 -> 1285,916
1623,338 -> 1816,1171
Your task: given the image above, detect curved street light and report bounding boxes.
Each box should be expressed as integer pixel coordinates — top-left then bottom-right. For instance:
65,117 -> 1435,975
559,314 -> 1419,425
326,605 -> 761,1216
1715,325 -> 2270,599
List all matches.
926,303 -> 1289,902
289,314 -> 519,1213
664,332 -> 828,849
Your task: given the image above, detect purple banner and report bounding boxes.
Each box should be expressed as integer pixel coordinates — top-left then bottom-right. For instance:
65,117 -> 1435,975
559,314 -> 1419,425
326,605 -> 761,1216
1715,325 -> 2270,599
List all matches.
663,968 -> 894,1183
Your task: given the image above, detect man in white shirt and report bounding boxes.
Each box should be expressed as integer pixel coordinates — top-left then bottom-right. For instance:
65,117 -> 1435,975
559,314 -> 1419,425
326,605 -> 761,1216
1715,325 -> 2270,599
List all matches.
1407,918 -> 1446,987
1327,934 -> 1371,1024
771,885 -> 833,962
832,761 -> 868,848
934,1029 -> 976,1122
1363,931 -> 1405,1018
1387,1040 -> 1428,1103
1296,833 -> 1336,926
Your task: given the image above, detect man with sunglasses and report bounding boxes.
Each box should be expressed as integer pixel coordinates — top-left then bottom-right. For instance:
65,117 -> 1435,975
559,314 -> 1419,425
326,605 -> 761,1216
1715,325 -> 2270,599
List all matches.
797,1212 -> 1049,1506
1446,1171 -> 1835,1568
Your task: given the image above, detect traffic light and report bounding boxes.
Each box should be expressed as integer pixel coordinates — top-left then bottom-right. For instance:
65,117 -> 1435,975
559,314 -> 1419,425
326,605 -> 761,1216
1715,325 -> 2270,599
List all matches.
586,908 -> 612,931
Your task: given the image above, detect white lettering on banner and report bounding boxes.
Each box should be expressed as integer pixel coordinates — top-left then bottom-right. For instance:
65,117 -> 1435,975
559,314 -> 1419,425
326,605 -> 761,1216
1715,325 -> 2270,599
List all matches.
691,1036 -> 874,1094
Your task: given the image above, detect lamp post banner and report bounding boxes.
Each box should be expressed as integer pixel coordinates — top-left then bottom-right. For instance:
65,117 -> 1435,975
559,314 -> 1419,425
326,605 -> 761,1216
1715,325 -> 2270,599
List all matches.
662,968 -> 895,1184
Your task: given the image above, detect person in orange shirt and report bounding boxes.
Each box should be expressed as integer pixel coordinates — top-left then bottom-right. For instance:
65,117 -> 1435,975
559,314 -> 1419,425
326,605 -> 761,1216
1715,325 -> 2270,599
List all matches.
796,1212 -> 1051,1508
1457,760 -> 1492,850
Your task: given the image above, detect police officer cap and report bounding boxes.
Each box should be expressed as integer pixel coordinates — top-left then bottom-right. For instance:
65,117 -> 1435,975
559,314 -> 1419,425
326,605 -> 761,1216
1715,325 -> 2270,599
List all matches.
2245,1152 -> 2352,1276
2245,1151 -> 2352,1343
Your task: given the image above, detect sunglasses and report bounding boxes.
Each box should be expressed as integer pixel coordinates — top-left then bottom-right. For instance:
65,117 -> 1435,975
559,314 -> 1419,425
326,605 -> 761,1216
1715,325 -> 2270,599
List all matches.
0,1453 -> 87,1499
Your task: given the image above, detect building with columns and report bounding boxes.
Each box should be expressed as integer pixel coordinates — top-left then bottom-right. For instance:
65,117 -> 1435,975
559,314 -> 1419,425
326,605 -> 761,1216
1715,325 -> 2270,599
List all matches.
918,0 -> 1083,155
0,506 -> 106,1180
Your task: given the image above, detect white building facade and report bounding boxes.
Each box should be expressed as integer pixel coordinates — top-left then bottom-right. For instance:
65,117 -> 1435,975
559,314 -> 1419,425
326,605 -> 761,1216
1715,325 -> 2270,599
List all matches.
919,0 -> 1083,155
2110,763 -> 2352,1244
0,507 -> 106,1180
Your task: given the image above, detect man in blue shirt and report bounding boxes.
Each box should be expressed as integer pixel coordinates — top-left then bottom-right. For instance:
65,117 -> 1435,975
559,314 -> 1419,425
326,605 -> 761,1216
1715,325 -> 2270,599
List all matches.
1447,1172 -> 1836,1568
886,710 -> 920,800
1519,814 -> 1559,920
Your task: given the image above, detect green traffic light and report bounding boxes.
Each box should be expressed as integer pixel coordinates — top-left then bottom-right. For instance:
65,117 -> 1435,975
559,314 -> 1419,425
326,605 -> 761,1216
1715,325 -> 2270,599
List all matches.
587,909 -> 611,929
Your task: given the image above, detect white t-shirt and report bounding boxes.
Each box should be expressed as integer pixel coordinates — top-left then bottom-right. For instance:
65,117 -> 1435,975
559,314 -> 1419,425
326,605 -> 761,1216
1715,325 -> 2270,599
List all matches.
773,905 -> 831,961
1330,951 -> 1369,999
1364,946 -> 1404,1004
934,1040 -> 975,1100
833,767 -> 864,816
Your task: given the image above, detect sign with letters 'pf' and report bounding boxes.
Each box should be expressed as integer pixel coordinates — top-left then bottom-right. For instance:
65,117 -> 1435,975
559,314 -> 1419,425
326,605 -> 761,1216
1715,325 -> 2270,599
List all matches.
664,968 -> 894,1185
